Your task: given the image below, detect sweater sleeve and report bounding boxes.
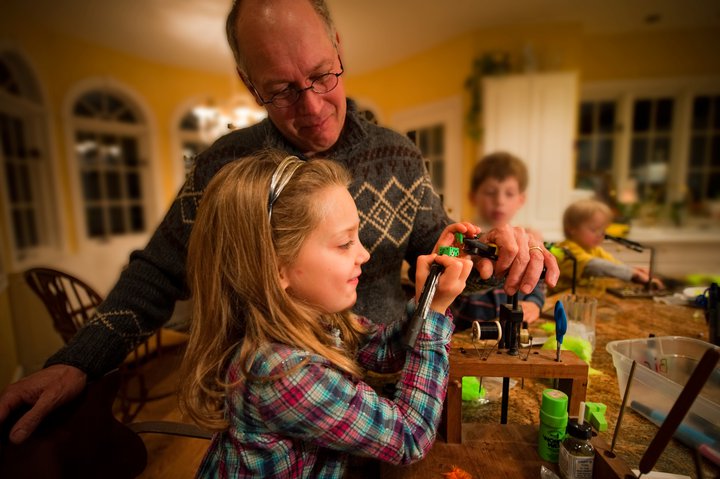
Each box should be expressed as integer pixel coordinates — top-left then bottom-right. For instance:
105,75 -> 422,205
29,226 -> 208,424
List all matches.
252,310 -> 454,466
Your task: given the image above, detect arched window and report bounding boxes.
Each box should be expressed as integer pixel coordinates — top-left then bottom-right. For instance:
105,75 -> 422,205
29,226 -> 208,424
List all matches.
71,88 -> 150,238
0,50 -> 57,263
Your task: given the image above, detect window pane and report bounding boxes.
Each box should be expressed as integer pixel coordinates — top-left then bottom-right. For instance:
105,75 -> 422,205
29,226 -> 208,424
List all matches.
687,172 -> 703,203
598,102 -> 616,134
596,139 -> 613,170
5,163 -> 18,201
126,172 -> 141,199
651,137 -> 670,164
690,135 -> 707,167
633,100 -> 652,132
19,163 -> 32,202
712,134 -> 720,168
577,139 -> 592,171
709,173 -> 720,200
692,96 -> 711,130
432,125 -> 444,156
654,98 -> 674,132
12,209 -> 27,249
26,209 -> 37,246
129,205 -> 145,232
100,135 -> 119,165
105,171 -> 122,199
579,102 -> 593,134
106,94 -> 123,117
630,139 -> 647,169
82,170 -> 101,201
418,130 -> 429,155
122,137 -> 139,166
12,117 -> 26,158
109,206 -> 125,234
86,206 -> 105,237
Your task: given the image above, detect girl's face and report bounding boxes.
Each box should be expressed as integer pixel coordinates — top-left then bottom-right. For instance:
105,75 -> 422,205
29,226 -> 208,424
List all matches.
279,185 -> 370,313
570,211 -> 609,249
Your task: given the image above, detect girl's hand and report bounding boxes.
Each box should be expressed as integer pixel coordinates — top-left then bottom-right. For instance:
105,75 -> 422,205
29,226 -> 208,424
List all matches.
432,222 -> 482,253
415,253 -> 474,314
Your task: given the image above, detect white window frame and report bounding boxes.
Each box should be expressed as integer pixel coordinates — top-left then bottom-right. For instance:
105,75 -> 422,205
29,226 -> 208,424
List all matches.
392,96 -> 463,219
63,77 -> 161,247
0,46 -> 64,271
581,76 -> 720,211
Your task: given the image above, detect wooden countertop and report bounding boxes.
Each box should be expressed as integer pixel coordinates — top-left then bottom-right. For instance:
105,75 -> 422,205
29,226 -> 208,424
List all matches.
456,279 -> 714,478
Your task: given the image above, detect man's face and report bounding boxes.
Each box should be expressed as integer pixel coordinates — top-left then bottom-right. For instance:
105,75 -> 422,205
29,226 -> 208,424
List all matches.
235,0 -> 347,156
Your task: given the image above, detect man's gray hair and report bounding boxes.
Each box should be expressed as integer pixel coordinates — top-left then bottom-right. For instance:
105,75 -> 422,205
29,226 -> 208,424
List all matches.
226,0 -> 337,76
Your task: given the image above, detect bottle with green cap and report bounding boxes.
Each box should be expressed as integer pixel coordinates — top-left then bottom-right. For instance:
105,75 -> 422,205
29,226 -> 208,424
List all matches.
538,389 -> 568,462
559,401 -> 594,478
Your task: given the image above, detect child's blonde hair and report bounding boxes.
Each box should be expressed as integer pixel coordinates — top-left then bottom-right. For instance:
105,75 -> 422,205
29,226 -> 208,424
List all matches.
470,151 -> 528,193
179,149 -> 368,431
563,198 -> 613,238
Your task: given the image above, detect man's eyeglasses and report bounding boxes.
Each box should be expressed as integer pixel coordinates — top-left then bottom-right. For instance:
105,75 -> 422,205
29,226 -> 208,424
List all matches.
251,56 -> 344,109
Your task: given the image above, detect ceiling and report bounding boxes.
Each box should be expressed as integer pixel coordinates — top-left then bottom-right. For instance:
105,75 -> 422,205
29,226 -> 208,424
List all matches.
8,0 -> 720,76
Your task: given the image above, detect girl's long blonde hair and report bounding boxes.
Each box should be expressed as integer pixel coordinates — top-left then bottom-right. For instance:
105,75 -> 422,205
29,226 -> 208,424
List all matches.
179,149 -> 368,431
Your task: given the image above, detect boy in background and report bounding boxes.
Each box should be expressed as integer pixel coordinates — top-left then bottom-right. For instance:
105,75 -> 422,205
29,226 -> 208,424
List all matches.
555,198 -> 663,292
453,151 -> 545,326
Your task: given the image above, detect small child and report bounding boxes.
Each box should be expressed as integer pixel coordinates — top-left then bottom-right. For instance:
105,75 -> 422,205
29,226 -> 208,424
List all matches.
556,198 -> 662,291
179,149 -> 475,478
453,151 -> 545,325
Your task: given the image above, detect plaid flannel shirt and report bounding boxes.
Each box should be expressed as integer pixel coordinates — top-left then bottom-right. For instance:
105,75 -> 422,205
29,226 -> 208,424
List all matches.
196,309 -> 454,478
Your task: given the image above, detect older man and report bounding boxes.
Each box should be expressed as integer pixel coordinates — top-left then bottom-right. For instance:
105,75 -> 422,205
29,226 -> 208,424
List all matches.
0,0 -> 558,444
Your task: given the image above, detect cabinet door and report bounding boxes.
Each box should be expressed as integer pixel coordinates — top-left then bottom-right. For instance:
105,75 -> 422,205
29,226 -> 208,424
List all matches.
483,72 -> 578,239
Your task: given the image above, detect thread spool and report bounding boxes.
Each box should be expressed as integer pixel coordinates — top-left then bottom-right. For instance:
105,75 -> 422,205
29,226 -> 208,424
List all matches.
471,320 -> 502,342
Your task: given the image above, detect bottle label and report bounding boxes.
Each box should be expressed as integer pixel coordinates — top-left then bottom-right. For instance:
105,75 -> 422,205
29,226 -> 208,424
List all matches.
559,446 -> 594,479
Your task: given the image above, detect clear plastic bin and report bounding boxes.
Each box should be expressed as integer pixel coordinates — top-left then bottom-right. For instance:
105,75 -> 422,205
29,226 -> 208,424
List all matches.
606,336 -> 720,449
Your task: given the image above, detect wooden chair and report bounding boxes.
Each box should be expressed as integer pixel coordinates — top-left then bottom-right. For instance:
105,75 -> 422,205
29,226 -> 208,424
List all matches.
24,267 -> 189,423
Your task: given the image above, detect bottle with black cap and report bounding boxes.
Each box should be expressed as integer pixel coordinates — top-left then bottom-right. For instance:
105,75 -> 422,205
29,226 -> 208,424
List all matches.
559,401 -> 594,479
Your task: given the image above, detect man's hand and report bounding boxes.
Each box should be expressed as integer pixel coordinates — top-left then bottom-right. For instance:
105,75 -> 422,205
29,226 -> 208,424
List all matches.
0,364 -> 87,444
477,224 -> 559,295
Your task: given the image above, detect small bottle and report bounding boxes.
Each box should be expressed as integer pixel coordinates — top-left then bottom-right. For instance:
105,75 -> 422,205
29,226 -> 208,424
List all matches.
559,418 -> 594,479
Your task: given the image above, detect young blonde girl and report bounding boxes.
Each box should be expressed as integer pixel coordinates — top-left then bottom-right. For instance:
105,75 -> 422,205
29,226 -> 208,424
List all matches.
179,149 -> 475,478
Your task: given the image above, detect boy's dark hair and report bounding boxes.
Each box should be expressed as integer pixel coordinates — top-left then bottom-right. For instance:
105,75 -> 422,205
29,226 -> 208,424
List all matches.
470,151 -> 528,193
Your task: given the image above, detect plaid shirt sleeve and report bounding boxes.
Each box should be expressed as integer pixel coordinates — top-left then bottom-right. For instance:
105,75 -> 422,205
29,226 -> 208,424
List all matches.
251,310 -> 454,465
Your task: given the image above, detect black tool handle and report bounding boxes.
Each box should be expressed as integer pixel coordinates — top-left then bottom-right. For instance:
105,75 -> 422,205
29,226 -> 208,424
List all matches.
402,262 -> 444,350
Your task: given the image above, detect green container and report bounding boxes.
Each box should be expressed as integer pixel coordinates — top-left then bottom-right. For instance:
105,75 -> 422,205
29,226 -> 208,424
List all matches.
538,389 -> 569,462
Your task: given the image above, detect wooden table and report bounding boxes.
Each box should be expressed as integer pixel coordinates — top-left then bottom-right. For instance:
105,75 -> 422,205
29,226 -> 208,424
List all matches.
438,280 -> 717,478
380,424 -> 635,478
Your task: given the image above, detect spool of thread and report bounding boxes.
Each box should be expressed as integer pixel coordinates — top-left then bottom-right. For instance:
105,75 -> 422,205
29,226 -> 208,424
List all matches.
471,320 -> 502,342
538,389 -> 569,463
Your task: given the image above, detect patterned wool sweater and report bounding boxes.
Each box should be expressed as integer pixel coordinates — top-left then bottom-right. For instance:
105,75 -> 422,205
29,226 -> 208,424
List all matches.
46,99 -> 450,378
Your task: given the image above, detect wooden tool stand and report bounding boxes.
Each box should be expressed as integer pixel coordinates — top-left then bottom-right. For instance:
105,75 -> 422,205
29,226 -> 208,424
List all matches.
441,346 -> 589,444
